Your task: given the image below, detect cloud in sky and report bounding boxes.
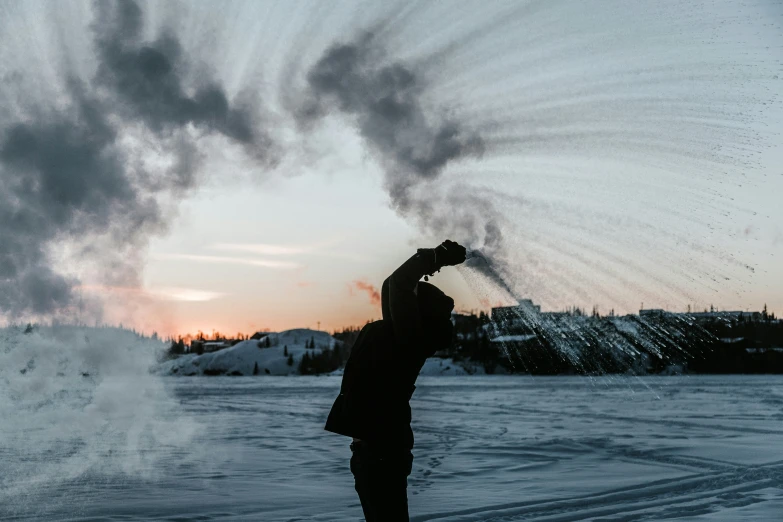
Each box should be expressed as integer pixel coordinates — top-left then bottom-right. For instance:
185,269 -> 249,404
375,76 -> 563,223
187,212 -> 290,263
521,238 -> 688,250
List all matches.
153,253 -> 302,270
80,285 -> 225,302
147,287 -> 226,302
2,0 -> 779,330
212,243 -> 308,256
350,280 -> 381,307
213,241 -> 370,262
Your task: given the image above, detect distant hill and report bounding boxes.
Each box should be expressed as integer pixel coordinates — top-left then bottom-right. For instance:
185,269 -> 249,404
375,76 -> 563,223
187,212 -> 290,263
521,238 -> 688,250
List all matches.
156,328 -> 483,377
156,329 -> 338,376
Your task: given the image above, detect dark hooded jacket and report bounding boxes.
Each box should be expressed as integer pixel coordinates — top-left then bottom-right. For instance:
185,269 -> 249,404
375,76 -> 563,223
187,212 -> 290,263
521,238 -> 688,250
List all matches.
324,249 -> 454,450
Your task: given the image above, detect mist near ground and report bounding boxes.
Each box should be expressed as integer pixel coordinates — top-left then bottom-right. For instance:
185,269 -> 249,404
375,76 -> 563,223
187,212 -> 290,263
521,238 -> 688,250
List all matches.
0,326 -> 204,508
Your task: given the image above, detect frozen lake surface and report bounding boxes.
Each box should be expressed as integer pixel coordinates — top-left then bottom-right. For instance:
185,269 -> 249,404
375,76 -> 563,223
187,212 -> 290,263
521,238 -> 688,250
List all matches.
4,375 -> 783,521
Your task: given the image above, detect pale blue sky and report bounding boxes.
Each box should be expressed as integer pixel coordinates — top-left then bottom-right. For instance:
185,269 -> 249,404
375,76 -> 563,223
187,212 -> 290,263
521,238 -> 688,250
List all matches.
0,0 -> 780,334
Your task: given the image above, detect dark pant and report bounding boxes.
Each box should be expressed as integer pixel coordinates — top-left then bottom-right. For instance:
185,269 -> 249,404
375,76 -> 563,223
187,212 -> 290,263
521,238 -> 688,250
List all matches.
350,440 -> 413,522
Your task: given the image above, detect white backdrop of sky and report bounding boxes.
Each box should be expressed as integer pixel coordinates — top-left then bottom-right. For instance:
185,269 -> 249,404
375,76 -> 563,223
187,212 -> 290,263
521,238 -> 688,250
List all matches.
0,0 -> 781,336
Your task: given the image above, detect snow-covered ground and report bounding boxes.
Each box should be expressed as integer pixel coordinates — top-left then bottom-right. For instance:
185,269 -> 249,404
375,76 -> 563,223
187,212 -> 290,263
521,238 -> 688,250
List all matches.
157,329 -> 479,377
4,375 -> 782,521
328,357 -> 475,377
157,329 -> 337,376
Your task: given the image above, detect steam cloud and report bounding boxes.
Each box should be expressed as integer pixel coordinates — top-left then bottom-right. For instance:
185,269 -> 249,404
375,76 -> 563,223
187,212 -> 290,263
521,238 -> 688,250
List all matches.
93,0 -> 270,153
295,31 -> 514,292
290,6 -> 776,311
2,1 -> 776,513
296,32 -> 485,212
1,1 -> 775,321
0,0 -> 272,319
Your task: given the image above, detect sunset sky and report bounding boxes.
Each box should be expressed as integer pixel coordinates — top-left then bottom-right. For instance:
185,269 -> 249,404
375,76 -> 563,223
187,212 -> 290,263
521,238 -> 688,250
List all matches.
0,1 -> 781,337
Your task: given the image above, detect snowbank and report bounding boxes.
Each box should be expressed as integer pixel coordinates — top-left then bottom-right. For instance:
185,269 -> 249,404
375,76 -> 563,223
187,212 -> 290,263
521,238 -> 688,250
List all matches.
325,358 -> 485,377
491,334 -> 537,343
419,357 -> 469,376
158,335 -> 482,378
157,329 -> 337,376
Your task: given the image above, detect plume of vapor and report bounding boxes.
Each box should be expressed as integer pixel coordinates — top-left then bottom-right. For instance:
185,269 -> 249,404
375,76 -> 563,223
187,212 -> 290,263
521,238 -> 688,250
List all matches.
0,87 -> 155,317
92,0 -> 273,158
294,32 -> 485,212
291,2 -> 777,312
0,0 -> 274,319
292,31 -> 521,297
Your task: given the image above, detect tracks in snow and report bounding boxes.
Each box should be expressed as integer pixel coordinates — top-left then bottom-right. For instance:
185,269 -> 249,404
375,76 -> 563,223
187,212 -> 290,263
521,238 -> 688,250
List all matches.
409,394 -> 782,520
414,396 -> 783,437
413,460 -> 783,521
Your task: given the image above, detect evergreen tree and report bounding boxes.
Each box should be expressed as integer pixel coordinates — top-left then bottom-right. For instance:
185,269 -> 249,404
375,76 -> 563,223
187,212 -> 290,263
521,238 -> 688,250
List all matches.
299,352 -> 311,374
330,345 -> 342,367
253,362 -> 259,375
284,345 -> 288,356
166,339 -> 179,360
310,336 -> 315,349
264,336 -> 271,348
287,353 -> 294,366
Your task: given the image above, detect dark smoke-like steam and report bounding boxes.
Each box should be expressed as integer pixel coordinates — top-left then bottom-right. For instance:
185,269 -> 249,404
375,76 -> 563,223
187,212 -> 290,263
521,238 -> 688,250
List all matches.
0,0 -> 272,318
295,31 -> 516,296
93,0 -> 272,156
0,88 -> 145,316
294,31 -> 508,285
296,32 -> 485,212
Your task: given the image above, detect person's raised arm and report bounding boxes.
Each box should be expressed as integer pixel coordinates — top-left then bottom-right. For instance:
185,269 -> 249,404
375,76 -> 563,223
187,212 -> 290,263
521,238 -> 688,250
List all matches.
384,240 -> 466,352
381,277 -> 392,323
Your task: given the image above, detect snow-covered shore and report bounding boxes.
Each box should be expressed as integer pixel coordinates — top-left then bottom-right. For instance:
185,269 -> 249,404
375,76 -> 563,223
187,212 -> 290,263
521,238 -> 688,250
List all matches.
156,329 -> 337,376
156,328 -> 489,377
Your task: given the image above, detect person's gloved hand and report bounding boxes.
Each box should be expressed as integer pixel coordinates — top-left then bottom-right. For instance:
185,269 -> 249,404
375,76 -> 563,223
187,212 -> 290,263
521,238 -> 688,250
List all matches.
434,239 -> 466,268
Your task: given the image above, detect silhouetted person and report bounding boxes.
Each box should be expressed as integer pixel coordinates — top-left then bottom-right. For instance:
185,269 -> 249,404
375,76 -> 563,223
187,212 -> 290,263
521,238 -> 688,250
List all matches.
325,240 -> 466,521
